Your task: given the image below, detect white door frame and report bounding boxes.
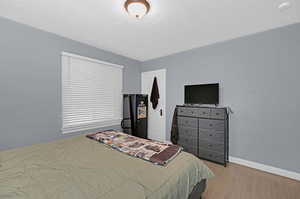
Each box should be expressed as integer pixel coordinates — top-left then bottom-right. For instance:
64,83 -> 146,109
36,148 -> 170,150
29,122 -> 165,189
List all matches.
141,69 -> 166,142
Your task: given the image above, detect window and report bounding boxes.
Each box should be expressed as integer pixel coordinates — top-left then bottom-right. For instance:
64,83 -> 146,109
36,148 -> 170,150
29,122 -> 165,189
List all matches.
62,52 -> 123,134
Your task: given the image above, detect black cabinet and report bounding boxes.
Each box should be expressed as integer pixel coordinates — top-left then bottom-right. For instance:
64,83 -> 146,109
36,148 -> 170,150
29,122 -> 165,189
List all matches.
177,105 -> 229,166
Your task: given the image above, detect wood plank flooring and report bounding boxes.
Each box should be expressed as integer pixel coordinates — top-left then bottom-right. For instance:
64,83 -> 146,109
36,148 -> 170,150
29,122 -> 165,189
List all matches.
202,160 -> 300,199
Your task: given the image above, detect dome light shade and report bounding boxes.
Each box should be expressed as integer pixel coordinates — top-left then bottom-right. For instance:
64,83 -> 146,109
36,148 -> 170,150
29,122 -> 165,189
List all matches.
124,0 -> 150,19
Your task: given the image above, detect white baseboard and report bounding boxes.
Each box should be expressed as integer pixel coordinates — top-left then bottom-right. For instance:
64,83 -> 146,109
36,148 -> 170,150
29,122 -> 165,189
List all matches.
229,156 -> 300,181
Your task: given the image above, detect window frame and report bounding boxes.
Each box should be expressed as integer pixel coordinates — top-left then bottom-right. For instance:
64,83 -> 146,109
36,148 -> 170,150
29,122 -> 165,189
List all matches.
61,52 -> 124,134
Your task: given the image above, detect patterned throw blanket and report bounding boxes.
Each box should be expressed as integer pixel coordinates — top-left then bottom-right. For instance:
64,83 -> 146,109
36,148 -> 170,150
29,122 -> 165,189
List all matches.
87,131 -> 182,166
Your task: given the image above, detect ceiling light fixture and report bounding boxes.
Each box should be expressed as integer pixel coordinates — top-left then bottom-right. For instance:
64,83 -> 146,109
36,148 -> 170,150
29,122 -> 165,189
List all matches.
278,1 -> 291,10
124,0 -> 150,19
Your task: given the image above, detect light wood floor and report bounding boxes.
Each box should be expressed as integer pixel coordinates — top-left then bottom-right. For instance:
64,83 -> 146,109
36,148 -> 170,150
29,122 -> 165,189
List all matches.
202,160 -> 300,199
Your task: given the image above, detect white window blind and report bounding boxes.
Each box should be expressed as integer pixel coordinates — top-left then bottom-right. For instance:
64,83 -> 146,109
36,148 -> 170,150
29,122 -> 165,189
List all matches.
62,52 -> 123,134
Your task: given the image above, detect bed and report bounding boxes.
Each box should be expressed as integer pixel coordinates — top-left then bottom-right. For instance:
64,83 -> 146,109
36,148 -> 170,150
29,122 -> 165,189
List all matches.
0,134 -> 213,199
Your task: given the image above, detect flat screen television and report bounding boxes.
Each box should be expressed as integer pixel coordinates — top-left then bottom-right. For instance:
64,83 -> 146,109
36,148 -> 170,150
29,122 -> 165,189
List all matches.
184,83 -> 219,105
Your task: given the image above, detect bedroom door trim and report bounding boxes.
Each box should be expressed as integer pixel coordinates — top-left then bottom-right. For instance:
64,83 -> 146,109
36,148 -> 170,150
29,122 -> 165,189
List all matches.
141,69 -> 166,142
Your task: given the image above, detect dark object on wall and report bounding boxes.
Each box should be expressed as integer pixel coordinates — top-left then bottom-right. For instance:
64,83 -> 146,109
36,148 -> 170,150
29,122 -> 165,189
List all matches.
121,94 -> 148,139
171,108 -> 179,144
185,83 -> 219,105
150,77 -> 160,109
176,105 -> 229,166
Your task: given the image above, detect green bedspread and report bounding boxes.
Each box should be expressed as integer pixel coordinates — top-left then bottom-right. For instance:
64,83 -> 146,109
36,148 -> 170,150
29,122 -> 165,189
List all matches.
0,135 -> 213,199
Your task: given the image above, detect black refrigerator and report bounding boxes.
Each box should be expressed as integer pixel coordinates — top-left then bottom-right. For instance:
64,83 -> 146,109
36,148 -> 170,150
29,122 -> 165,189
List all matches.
121,94 -> 148,139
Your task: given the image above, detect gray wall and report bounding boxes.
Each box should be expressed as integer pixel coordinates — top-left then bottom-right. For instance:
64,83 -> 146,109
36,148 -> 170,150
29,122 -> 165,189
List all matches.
141,23 -> 300,173
1,15 -> 300,174
0,17 -> 141,150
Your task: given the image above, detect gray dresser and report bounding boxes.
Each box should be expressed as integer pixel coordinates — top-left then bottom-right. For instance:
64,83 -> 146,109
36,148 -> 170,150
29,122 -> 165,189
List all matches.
176,105 -> 229,166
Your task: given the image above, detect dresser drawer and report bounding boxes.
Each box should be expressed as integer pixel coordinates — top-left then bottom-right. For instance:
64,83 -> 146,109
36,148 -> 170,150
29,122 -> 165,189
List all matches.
177,107 -> 199,117
195,108 -> 211,118
178,135 -> 197,146
183,146 -> 198,156
199,140 -> 224,153
179,142 -> 198,155
199,128 -> 224,143
211,109 -> 226,119
178,138 -> 198,156
198,119 -> 225,130
198,149 -> 224,163
178,117 -> 198,128
178,127 -> 198,140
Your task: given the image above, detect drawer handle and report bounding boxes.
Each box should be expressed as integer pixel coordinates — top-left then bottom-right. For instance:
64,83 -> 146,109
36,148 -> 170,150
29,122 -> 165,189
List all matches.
216,113 -> 220,115
209,134 -> 212,137
191,111 -> 194,114
202,112 -> 206,114
209,124 -> 213,127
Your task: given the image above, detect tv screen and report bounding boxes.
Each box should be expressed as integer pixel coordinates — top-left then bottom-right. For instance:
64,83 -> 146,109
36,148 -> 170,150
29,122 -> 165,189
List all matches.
184,83 -> 219,105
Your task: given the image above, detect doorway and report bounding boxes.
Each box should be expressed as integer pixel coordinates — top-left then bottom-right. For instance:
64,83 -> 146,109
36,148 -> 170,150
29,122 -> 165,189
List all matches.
141,69 -> 166,142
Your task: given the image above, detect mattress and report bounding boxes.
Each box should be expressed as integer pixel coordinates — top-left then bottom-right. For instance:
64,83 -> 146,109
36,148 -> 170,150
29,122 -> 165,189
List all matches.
0,135 -> 213,199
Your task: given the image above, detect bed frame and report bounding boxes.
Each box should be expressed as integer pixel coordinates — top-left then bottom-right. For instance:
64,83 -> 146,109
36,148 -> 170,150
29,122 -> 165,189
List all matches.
188,179 -> 207,199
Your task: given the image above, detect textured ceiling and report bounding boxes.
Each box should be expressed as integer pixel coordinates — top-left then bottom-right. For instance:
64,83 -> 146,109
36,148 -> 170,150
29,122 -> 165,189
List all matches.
0,0 -> 299,61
